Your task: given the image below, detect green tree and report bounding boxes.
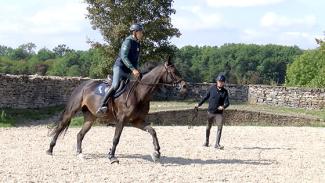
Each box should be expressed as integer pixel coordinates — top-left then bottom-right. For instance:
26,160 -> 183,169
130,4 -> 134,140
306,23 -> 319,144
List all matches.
0,45 -> 13,56
67,65 -> 82,76
9,43 -> 36,60
85,0 -> 180,76
37,48 -> 56,61
286,43 -> 325,87
19,43 -> 37,55
46,58 -> 68,76
174,44 -> 302,84
87,47 -> 107,78
53,44 -> 72,57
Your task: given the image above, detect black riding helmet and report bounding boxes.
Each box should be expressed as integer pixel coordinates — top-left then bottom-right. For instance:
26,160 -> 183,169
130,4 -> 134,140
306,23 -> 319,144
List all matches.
216,75 -> 226,82
129,23 -> 144,32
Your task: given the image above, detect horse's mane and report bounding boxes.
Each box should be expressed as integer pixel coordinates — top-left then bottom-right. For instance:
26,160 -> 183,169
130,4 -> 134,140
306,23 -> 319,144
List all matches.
140,61 -> 160,75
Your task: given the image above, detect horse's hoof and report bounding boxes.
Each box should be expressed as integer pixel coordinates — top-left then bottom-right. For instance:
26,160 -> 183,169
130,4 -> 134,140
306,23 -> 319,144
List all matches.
77,153 -> 84,160
110,157 -> 119,164
151,151 -> 160,162
46,150 -> 53,156
203,143 -> 209,147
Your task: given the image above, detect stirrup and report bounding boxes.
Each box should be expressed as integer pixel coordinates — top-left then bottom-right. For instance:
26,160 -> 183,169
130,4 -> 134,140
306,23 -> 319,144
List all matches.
96,106 -> 108,114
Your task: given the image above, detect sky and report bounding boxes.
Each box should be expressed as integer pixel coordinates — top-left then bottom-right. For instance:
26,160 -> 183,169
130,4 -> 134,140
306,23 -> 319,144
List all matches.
0,0 -> 324,51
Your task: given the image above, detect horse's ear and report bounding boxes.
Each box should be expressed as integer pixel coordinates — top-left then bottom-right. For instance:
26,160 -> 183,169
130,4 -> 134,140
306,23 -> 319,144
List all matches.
166,55 -> 172,66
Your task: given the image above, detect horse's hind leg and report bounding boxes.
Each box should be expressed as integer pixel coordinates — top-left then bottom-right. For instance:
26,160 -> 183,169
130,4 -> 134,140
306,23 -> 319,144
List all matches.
47,127 -> 65,155
77,108 -> 96,158
133,121 -> 161,162
47,111 -> 73,155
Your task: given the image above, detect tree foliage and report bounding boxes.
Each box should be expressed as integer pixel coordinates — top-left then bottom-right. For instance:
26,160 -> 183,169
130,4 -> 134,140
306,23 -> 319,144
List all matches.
0,42 -> 311,87
175,44 -> 302,84
286,42 -> 325,87
85,0 -> 180,75
0,43 -> 104,77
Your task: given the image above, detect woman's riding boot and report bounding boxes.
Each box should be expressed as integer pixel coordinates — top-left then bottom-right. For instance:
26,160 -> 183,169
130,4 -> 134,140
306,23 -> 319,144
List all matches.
96,87 -> 115,114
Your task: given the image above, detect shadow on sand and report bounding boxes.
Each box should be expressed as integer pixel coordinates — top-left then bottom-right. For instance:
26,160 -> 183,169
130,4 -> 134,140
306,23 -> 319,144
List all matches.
84,153 -> 277,166
234,146 -> 296,151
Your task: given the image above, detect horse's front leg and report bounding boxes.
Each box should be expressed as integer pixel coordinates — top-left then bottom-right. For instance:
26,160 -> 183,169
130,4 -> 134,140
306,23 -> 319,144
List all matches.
144,125 -> 161,161
108,121 -> 124,164
133,122 -> 161,162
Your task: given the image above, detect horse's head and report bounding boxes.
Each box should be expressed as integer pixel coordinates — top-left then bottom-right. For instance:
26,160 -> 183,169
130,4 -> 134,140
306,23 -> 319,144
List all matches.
160,56 -> 187,94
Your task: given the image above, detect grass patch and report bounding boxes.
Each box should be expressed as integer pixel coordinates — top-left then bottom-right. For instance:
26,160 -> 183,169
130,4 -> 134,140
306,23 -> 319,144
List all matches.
1,102 -> 324,127
149,101 -> 207,112
229,104 -> 325,120
150,101 -> 325,120
0,110 -> 15,127
70,116 -> 84,127
149,101 -> 246,112
226,121 -> 325,127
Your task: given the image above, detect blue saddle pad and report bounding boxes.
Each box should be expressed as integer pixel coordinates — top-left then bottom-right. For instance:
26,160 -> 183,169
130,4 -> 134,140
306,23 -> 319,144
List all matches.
95,81 -> 128,98
95,83 -> 109,96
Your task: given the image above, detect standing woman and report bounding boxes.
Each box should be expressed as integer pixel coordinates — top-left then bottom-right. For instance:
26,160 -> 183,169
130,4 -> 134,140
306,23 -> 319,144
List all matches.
195,74 -> 230,149
97,23 -> 144,114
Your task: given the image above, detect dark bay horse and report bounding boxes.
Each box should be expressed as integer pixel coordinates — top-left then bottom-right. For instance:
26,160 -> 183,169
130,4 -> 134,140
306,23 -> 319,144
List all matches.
47,57 -> 187,163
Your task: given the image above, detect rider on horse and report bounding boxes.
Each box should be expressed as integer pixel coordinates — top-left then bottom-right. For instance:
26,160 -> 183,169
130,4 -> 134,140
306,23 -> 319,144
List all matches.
96,23 -> 144,115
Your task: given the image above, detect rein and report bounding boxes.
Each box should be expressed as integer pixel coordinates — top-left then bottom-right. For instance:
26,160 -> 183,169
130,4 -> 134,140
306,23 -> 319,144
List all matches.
124,65 -> 182,107
136,64 -> 183,86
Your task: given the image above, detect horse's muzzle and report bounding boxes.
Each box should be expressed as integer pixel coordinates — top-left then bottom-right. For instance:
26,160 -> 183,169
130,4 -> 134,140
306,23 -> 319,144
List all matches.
177,80 -> 188,95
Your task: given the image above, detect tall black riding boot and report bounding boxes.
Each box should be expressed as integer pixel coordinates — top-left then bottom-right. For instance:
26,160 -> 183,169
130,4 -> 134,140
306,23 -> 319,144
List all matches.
96,87 -> 115,115
203,122 -> 212,147
214,126 -> 224,149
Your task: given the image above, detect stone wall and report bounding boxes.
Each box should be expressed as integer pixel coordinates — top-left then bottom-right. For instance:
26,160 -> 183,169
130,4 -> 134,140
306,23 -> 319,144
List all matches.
0,74 -> 249,109
0,74 -> 90,108
1,74 -> 324,109
248,85 -> 325,109
154,83 -> 248,102
157,84 -> 325,109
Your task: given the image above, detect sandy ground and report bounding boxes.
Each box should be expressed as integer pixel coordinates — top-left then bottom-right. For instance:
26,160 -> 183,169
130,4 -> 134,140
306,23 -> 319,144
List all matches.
0,126 -> 324,182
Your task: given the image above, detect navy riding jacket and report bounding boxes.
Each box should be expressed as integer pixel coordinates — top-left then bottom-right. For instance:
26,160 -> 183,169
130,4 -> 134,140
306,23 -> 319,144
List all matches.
114,35 -> 141,74
198,85 -> 230,114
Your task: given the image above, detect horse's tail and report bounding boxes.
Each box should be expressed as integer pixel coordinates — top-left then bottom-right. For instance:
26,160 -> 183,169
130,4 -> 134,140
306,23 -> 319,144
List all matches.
48,80 -> 91,137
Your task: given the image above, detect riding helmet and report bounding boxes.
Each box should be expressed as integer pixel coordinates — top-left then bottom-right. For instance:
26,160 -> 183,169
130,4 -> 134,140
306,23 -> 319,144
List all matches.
216,75 -> 226,82
129,23 -> 144,32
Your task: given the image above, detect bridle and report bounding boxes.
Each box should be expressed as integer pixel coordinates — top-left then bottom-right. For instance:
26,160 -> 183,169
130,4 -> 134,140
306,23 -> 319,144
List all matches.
137,64 -> 183,87
124,64 -> 184,106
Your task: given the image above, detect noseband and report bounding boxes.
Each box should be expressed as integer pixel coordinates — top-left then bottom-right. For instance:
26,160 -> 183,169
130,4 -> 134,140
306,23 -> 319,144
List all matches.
163,64 -> 183,86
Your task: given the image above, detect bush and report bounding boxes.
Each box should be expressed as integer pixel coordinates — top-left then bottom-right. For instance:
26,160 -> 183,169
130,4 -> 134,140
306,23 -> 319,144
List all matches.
286,44 -> 325,87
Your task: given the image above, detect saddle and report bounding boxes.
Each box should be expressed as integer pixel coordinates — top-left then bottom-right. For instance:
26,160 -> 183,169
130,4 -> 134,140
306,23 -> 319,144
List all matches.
95,75 -> 129,99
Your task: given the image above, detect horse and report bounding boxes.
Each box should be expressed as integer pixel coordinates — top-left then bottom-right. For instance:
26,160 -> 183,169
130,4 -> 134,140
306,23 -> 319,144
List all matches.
46,57 -> 187,164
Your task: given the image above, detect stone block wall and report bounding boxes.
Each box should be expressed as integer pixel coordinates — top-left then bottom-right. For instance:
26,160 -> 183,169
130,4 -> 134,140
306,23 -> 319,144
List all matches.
0,74 -> 90,108
153,83 -> 248,102
1,74 -> 324,109
248,85 -> 325,109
